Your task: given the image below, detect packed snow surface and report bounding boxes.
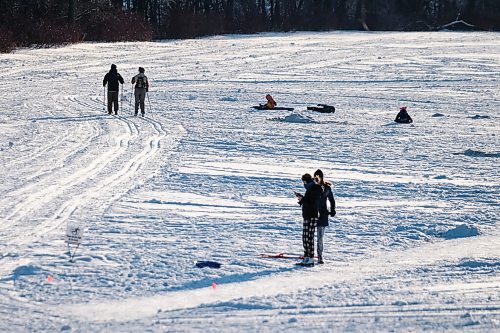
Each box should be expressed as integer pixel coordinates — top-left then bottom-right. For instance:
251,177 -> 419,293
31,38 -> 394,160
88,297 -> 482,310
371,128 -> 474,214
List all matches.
0,31 -> 499,332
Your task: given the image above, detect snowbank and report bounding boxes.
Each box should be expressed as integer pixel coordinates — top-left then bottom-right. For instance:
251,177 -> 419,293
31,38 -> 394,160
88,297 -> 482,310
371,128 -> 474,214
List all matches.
437,224 -> 480,240
270,113 -> 317,123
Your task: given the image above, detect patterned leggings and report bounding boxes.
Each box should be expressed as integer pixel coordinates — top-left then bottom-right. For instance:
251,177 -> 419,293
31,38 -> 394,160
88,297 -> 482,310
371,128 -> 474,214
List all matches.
302,218 -> 317,258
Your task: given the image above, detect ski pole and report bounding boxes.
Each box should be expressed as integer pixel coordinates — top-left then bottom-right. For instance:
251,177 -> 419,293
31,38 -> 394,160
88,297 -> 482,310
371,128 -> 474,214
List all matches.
147,92 -> 152,113
120,84 -> 123,113
130,84 -> 133,114
103,86 -> 106,112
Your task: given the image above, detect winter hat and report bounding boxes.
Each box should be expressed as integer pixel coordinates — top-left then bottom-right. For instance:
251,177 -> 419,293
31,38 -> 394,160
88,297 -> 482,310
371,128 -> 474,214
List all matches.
139,67 -> 145,73
400,106 -> 407,111
313,169 -> 324,179
111,64 -> 117,70
301,173 -> 313,182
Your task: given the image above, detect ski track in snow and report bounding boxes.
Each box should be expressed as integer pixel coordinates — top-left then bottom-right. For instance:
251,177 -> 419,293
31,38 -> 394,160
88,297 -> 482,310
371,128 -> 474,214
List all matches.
0,31 -> 499,332
0,50 -> 183,279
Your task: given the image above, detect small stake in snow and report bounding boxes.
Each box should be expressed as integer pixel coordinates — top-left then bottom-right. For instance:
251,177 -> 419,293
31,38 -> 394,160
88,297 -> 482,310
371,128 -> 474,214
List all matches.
147,91 -> 152,113
47,275 -> 54,283
212,282 -> 217,289
65,225 -> 84,262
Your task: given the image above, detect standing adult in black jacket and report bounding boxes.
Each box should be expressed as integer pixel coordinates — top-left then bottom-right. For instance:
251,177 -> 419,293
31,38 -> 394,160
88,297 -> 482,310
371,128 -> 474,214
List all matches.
103,64 -> 124,115
295,173 -> 322,267
313,169 -> 336,264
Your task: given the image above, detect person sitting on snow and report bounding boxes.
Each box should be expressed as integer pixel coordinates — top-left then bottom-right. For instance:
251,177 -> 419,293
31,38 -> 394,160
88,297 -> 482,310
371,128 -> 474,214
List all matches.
265,94 -> 277,109
395,106 -> 413,124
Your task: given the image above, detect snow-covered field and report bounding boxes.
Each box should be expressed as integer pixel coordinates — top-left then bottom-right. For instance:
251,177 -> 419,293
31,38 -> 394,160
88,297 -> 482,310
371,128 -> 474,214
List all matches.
0,31 -> 499,332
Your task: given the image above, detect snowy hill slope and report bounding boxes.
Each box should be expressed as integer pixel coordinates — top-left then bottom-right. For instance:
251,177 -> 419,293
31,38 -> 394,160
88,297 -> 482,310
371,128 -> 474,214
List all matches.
0,32 -> 499,332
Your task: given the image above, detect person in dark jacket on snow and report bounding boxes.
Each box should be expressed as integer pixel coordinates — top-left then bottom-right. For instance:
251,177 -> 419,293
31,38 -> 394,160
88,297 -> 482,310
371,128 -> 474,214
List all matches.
295,173 -> 322,266
313,169 -> 336,264
103,64 -> 124,115
395,106 -> 413,124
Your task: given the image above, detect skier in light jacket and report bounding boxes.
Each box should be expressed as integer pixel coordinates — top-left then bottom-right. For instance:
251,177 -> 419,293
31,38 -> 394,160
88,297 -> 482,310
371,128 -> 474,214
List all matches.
131,67 -> 149,117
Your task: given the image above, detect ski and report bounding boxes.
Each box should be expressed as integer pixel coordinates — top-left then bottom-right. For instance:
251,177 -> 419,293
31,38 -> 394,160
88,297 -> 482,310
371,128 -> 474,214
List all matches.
259,252 -> 319,259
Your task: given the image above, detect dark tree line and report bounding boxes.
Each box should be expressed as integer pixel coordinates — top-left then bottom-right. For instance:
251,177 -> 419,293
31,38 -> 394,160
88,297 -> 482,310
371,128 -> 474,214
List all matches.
1,0 -> 499,52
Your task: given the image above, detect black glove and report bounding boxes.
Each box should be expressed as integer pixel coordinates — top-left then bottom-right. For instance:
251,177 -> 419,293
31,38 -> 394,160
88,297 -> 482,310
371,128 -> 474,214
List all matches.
330,209 -> 336,217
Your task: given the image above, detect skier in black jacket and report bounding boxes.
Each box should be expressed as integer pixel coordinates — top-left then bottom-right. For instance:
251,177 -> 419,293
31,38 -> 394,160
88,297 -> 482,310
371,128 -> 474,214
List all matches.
295,173 -> 322,266
313,169 -> 336,264
103,64 -> 124,115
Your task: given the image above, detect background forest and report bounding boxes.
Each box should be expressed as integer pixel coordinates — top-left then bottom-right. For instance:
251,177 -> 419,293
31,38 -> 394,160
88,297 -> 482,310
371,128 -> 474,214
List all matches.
1,0 -> 499,52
